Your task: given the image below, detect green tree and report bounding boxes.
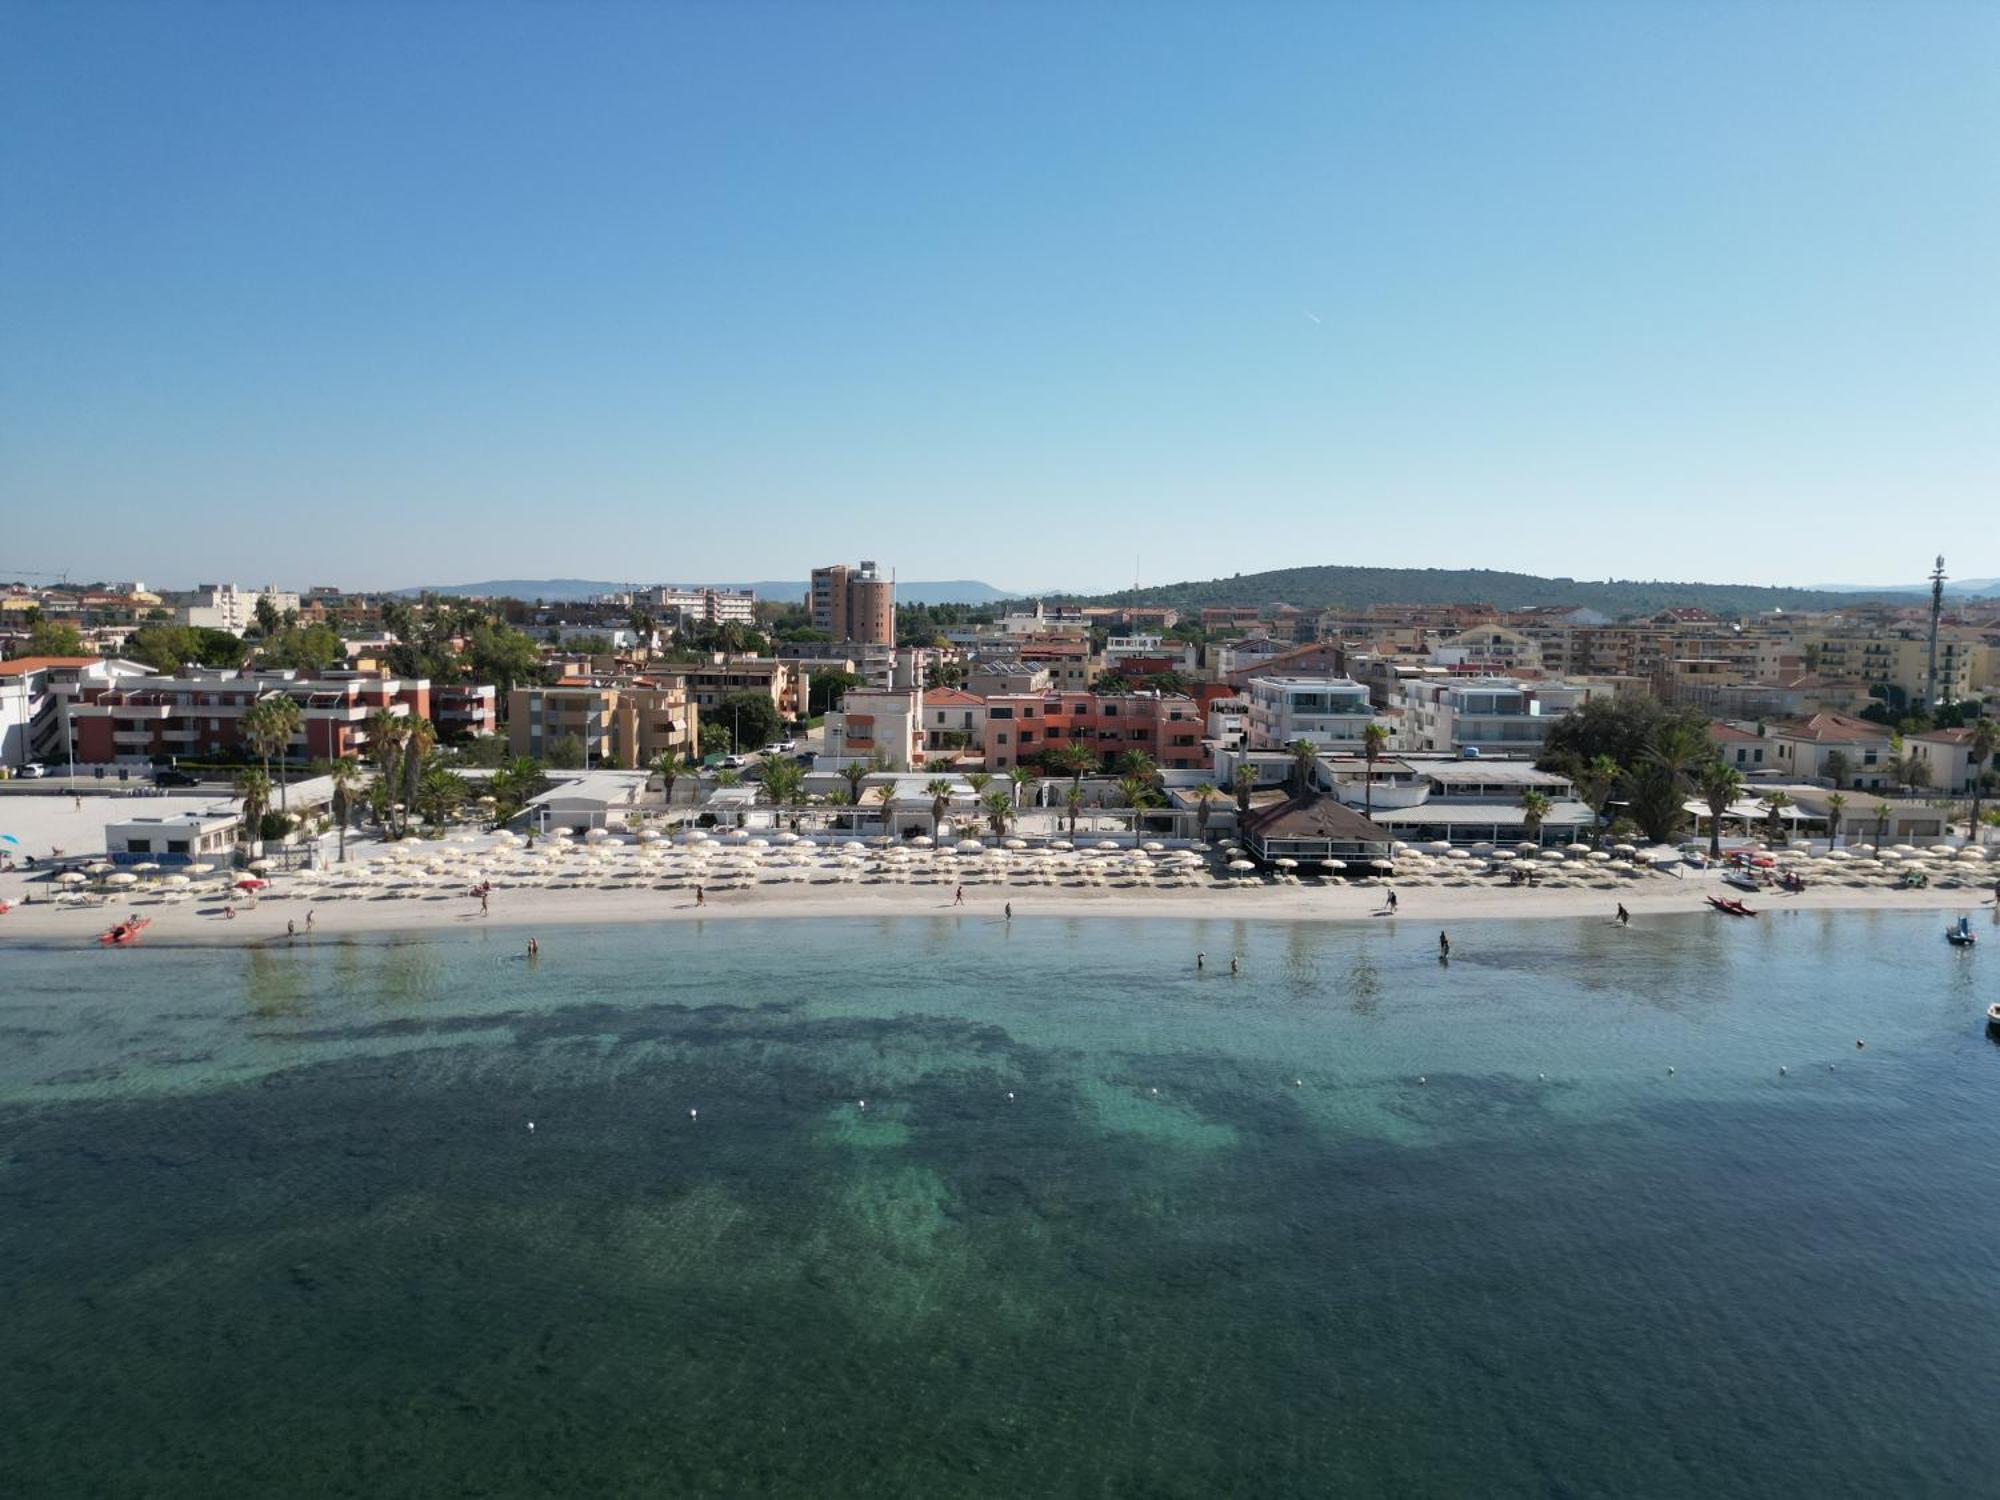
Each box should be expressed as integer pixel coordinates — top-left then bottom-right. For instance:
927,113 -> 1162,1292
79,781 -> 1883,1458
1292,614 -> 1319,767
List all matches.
1904,757 -> 1933,794
1361,722 -> 1389,822
715,691 -> 783,753
1872,800 -> 1892,842
1192,783 -> 1217,839
1825,792 -> 1846,846
1284,738 -> 1318,798
1048,741 -> 1097,789
841,760 -> 869,805
466,623 -> 546,700
1966,720 -> 1998,843
234,767 -> 271,842
699,723 -> 732,760
26,619 -> 86,656
1233,762 -> 1258,814
244,695 -> 303,812
329,754 -> 363,862
808,670 -> 861,718
401,717 -> 439,829
1699,762 -> 1742,859
651,751 -> 690,808
1763,790 -> 1794,844
1063,783 -> 1085,837
1821,749 -> 1853,789
491,757 -> 550,817
1007,765 -> 1035,809
253,595 -> 282,637
1573,754 -> 1621,824
1116,775 -> 1156,830
1518,789 -> 1552,843
414,764 -> 470,826
983,789 -> 1015,837
757,756 -> 804,808
545,733 -> 586,770
924,776 -> 955,839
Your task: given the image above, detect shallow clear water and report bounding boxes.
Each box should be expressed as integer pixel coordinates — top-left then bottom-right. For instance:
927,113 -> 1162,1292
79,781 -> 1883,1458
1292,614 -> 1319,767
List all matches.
3,910 -> 1998,1497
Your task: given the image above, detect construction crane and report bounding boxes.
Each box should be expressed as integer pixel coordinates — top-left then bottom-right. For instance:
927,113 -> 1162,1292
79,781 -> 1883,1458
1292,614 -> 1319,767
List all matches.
0,566 -> 72,587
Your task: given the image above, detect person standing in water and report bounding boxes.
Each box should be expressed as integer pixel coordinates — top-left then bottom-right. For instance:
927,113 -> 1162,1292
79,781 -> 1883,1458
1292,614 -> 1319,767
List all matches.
1438,931 -> 1450,960
1004,901 -> 1012,921
1616,903 -> 1630,926
527,937 -> 539,957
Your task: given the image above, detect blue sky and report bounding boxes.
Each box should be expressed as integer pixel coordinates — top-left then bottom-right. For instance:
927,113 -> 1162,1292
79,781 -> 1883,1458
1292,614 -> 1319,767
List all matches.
4,1 -> 1994,594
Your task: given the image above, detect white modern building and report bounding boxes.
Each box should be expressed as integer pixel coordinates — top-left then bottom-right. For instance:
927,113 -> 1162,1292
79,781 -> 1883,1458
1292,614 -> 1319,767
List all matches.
1326,758 -> 1594,846
1391,677 -> 1593,756
1245,675 -> 1379,750
175,584 -> 301,633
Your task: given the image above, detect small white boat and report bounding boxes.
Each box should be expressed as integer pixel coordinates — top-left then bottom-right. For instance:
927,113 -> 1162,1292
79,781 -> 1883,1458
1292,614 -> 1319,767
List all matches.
1987,1002 -> 2000,1033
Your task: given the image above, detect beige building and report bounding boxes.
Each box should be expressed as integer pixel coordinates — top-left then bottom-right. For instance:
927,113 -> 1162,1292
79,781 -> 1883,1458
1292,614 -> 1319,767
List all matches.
809,560 -> 895,645
1799,627 -> 1994,706
507,675 -> 698,768
681,656 -> 808,722
825,685 -> 923,770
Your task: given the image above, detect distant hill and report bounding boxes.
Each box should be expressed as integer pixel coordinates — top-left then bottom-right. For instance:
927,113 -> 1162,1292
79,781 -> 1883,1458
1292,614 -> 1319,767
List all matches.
400,578 -> 1015,605
1025,566 -> 1951,619
1809,576 -> 2000,597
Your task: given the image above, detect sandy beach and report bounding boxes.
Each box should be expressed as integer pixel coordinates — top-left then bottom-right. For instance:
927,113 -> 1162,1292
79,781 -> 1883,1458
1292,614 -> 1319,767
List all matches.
3,860 -> 1993,948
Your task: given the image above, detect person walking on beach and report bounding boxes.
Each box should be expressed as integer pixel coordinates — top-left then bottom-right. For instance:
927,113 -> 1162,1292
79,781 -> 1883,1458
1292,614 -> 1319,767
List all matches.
1386,889 -> 1398,914
1616,903 -> 1630,926
306,910 -> 315,933
695,885 -> 705,907
1438,931 -> 1450,960
286,919 -> 296,940
954,885 -> 964,906
480,888 -> 490,917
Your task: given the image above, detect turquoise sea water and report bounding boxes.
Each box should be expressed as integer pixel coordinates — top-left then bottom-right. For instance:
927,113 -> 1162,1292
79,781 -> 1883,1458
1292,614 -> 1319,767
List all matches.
3,910 -> 1998,1497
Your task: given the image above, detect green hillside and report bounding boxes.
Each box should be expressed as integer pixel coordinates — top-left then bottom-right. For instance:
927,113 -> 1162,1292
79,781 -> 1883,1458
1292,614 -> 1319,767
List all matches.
1032,566 -> 1915,620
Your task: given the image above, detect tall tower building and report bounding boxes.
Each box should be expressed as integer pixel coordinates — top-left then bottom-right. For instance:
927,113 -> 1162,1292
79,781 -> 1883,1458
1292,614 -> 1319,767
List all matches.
809,560 -> 895,645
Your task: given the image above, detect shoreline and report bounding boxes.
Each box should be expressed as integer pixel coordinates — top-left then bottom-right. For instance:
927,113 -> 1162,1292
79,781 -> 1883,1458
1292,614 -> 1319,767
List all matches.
3,870 -> 1993,949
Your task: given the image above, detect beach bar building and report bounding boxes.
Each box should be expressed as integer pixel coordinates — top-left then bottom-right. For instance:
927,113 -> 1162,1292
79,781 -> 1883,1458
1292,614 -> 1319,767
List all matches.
105,811 -> 240,866
1239,794 -> 1394,873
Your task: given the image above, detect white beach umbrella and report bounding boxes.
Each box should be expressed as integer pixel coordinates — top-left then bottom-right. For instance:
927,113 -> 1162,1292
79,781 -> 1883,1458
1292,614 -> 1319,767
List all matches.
1227,859 -> 1257,873
1323,858 -> 1347,872
163,874 -> 191,889
105,872 -> 138,887
56,872 -> 87,885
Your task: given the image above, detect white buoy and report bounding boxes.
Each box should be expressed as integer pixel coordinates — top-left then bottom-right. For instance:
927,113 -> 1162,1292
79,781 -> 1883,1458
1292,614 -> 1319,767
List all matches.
1538,1073 -> 1546,1081
1667,1067 -> 1675,1076
1418,1076 -> 1427,1085
1293,1079 -> 1303,1087
1779,1066 -> 1788,1076
689,1108 -> 698,1121
1855,1039 -> 1865,1049
858,1099 -> 867,1109
1149,1087 -> 1159,1096
526,1121 -> 535,1132
1006,1092 -> 1015,1101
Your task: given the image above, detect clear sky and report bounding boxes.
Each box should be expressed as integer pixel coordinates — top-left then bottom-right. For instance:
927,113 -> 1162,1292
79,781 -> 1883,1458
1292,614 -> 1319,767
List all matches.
4,1 -> 1994,594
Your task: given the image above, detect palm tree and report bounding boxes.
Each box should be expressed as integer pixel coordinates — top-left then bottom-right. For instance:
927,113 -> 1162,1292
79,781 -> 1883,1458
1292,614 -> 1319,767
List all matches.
1008,765 -> 1035,809
924,776 -> 955,839
1116,774 -> 1155,832
1192,783 -> 1217,840
366,708 -> 408,798
1049,742 -> 1096,795
1575,754 -> 1621,828
1825,791 -> 1847,848
1284,738 -> 1318,798
1114,749 -> 1158,785
1232,763 -> 1258,814
1063,783 -> 1085,837
982,789 -> 1015,837
651,751 -> 688,808
965,771 -> 993,803
841,759 -> 869,805
1361,722 -> 1389,822
234,767 -> 271,844
329,755 -> 362,862
1873,800 -> 1892,843
1762,790 -> 1794,845
1699,762 -> 1742,860
1518,789 -> 1552,843
401,717 -> 438,837
1967,719 -> 1998,843
244,695 -> 303,812
758,757 -> 804,808
870,783 -> 894,839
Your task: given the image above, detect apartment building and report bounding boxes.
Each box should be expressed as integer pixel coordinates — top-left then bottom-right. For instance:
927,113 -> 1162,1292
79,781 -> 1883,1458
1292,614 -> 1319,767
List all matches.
680,656 -> 809,722
824,685 -> 923,771
809,561 -> 895,645
1390,677 -> 1592,756
1,656 -> 153,769
1244,675 -> 1379,751
68,669 -> 432,764
646,585 -> 758,625
506,675 -> 698,768
434,683 -> 498,739
1798,627 -> 1994,706
922,688 -> 988,752
173,583 -> 302,633
1430,625 -> 1543,675
1760,712 -> 1897,789
1904,727 -> 1993,795
980,690 -> 1206,772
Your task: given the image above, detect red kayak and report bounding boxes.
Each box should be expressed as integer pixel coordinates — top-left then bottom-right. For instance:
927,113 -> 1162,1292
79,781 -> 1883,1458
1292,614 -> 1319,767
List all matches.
98,916 -> 152,945
1706,896 -> 1757,917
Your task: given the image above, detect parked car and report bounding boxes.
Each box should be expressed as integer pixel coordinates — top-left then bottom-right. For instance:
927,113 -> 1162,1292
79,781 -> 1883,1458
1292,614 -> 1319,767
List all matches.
763,739 -> 797,755
153,768 -> 201,788
19,762 -> 47,778
720,754 -> 751,770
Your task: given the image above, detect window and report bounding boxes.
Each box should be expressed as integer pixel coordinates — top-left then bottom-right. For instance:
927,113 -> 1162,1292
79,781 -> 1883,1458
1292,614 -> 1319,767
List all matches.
128,838 -> 152,854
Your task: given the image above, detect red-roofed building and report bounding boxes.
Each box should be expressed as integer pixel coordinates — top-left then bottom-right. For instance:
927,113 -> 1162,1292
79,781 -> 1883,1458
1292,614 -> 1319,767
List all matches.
922,688 -> 987,753
0,657 -> 152,771
1762,712 -> 1897,789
